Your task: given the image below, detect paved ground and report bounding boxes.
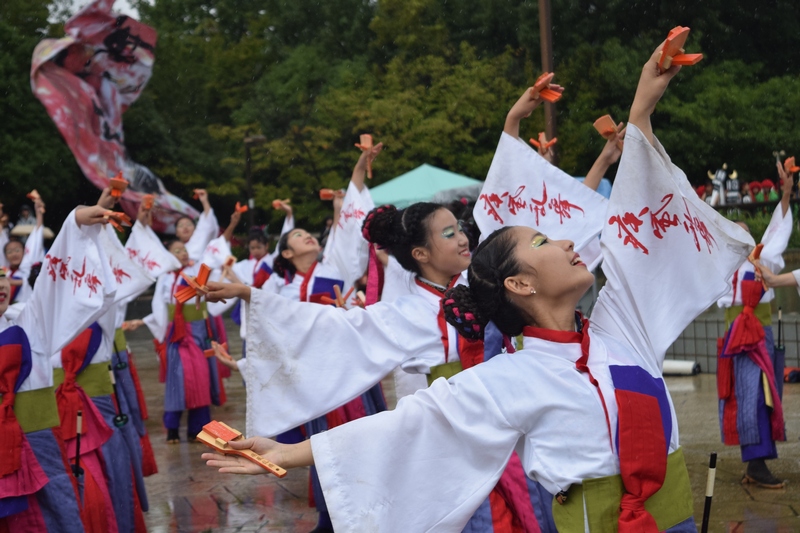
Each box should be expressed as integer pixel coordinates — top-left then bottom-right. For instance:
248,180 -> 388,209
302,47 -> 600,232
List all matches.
126,320 -> 800,532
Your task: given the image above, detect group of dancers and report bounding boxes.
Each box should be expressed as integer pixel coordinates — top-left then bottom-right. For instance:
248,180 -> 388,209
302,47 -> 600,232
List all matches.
0,35 -> 793,533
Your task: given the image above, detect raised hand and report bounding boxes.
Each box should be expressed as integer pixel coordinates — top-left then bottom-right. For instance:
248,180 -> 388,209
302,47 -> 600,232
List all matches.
630,40 -> 682,144
97,187 -> 117,210
76,205 -> 113,227
204,281 -> 250,303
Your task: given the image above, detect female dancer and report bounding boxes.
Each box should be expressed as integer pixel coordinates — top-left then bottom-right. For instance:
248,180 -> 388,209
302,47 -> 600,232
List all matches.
0,201 -> 121,532
204,39 -> 754,532
716,161 -> 793,488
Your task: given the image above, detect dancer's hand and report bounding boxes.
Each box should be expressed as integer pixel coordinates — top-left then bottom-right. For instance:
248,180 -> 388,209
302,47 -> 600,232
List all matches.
205,281 -> 250,303
630,41 -> 682,144
202,437 -> 282,475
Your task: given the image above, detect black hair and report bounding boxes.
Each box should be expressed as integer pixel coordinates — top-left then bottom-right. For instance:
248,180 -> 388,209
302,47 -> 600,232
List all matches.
272,230 -> 294,279
4,238 -> 23,256
175,215 -> 195,229
247,226 -> 269,246
163,238 -> 183,251
361,203 -> 446,276
28,262 -> 42,290
442,227 -> 527,340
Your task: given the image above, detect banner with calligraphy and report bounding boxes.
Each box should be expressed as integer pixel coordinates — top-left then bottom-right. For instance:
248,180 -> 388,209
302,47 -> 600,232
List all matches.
474,133 -> 608,270
30,0 -> 199,233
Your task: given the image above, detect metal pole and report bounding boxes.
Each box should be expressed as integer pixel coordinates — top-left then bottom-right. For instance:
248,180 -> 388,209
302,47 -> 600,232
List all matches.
244,142 -> 255,227
539,0 -> 558,166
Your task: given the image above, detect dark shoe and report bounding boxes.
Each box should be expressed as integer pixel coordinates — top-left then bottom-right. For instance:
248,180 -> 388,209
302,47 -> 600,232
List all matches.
166,429 -> 180,444
742,459 -> 786,489
187,432 -> 199,442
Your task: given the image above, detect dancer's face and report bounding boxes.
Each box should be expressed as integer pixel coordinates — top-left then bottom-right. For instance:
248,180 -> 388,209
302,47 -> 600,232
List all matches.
169,241 -> 191,267
412,209 -> 471,277
0,277 -> 10,316
176,217 -> 196,243
281,229 -> 321,263
5,241 -> 24,269
505,226 -> 594,304
249,239 -> 268,261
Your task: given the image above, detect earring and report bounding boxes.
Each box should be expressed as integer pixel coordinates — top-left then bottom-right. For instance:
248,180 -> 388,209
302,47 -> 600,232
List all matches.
530,288 -> 536,294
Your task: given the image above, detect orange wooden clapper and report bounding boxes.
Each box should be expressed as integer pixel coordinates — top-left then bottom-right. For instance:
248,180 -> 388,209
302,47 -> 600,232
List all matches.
658,26 -> 703,72
174,263 -> 221,304
193,189 -> 202,200
747,243 -> 768,290
142,194 -> 154,210
593,114 -> 624,150
109,172 -> 129,198
104,211 -> 132,233
319,189 -> 345,201
531,72 -> 562,103
355,134 -> 376,179
197,421 -> 287,478
26,189 -> 45,213
271,199 -> 290,209
784,157 -> 799,174
204,341 -> 230,360
529,132 -> 557,150
235,202 -> 248,213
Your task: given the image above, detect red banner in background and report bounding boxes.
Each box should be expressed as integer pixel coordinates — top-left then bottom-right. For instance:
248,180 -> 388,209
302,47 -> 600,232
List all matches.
30,0 -> 199,233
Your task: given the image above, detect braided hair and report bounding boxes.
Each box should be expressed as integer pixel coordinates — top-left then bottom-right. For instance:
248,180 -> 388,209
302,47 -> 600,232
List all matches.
442,227 -> 527,340
271,231 -> 294,279
361,203 -> 445,276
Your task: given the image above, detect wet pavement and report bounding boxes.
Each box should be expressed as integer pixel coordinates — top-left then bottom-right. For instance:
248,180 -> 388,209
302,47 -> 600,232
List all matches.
126,321 -> 800,532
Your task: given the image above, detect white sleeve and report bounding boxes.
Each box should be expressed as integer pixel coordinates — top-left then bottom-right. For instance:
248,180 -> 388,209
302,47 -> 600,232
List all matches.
205,269 -> 237,316
322,181 -> 374,288
21,225 -> 45,271
200,235 -> 232,270
380,255 -> 415,303
474,132 -> 608,254
311,369 -> 521,532
125,221 -> 181,278
143,274 -> 170,342
98,225 -> 156,305
279,214 -> 294,236
243,288 -> 444,437
590,124 -> 754,371
185,209 -> 219,262
759,202 -> 793,273
18,209 -> 118,367
0,228 -> 9,268
233,259 -> 254,285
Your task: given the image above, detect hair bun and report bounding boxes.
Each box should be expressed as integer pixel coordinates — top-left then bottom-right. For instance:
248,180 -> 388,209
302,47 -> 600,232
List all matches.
443,285 -> 486,340
362,205 -> 404,247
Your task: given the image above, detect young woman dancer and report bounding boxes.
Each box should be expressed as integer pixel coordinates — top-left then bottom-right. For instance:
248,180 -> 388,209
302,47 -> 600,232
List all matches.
5,196 -> 46,304
715,162 -> 793,488
0,200 -> 122,532
204,40 -> 755,532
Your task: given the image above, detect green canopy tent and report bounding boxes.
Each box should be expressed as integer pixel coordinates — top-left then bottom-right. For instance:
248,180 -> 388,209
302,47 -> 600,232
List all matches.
368,164 -> 483,209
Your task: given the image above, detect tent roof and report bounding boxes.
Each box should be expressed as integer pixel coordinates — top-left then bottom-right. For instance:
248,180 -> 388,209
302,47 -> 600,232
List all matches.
369,164 -> 483,209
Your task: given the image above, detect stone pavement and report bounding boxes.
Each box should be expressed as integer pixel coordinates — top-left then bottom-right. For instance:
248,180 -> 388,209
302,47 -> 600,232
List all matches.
125,320 -> 800,532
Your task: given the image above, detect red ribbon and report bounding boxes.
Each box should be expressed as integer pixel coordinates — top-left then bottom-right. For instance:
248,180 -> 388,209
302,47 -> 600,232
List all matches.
0,343 -> 25,477
55,328 -> 94,440
365,246 -> 384,306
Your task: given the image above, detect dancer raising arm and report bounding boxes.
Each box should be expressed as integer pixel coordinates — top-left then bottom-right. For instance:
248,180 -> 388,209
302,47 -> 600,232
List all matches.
203,39 -> 754,532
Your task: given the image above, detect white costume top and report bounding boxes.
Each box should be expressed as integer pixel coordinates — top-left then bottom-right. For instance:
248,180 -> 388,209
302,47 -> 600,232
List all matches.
184,209 -> 219,263
322,181 -> 375,289
5,210 -> 117,392
717,202 -> 792,308
8,224 -> 45,304
307,124 -> 754,532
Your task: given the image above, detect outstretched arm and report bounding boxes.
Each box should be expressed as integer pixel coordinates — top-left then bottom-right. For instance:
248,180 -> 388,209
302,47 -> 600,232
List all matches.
351,141 -> 384,192
629,42 -> 682,146
203,438 -> 313,475
223,209 -> 242,243
503,81 -> 562,139
583,124 -> 626,191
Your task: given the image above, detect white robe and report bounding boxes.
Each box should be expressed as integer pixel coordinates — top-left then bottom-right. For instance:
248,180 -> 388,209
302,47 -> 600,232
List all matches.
8,224 -> 45,304
184,209 -> 219,263
306,124 -> 754,532
7,209 -> 117,393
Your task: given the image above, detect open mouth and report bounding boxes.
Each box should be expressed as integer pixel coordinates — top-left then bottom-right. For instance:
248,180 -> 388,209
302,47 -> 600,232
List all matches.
0,293 -> 8,303
459,249 -> 471,258
570,254 -> 585,267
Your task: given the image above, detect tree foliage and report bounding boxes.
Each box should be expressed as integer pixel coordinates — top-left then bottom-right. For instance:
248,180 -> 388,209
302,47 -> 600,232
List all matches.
2,0 -> 799,231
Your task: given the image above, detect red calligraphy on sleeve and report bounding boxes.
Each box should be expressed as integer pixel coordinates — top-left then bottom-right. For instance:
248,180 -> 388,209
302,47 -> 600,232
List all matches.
529,183 -> 548,226
609,208 -> 650,254
682,198 -> 716,253
479,192 -> 504,224
548,193 -> 585,224
649,194 -> 680,239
